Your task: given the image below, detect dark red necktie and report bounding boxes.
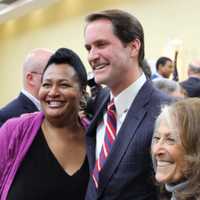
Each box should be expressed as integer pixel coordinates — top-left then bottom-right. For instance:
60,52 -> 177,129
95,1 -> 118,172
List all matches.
92,99 -> 117,188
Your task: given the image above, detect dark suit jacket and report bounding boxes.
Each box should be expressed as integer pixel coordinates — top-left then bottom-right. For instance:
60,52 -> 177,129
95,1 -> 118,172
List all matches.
85,81 -> 171,200
180,77 -> 200,97
86,87 -> 110,118
0,92 -> 38,127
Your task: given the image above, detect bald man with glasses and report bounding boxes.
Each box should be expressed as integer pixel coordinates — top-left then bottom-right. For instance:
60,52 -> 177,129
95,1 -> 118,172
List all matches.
0,48 -> 53,127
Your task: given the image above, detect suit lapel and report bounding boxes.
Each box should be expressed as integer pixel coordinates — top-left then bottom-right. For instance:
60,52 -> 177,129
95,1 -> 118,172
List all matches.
98,81 -> 154,196
86,92 -> 110,171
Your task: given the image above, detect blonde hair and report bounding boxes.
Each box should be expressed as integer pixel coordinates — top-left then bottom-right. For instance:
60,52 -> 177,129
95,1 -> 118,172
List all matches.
152,98 -> 200,199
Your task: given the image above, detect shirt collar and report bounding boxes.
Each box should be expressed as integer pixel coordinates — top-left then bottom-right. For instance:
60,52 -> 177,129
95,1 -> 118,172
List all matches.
155,72 -> 164,78
165,180 -> 189,193
110,73 -> 146,117
21,89 -> 41,110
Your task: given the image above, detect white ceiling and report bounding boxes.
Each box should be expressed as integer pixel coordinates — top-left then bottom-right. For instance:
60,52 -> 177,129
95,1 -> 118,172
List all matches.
0,0 -> 59,24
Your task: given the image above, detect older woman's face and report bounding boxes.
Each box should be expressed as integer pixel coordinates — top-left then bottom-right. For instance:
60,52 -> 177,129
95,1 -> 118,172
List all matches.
39,63 -> 81,120
151,119 -> 187,184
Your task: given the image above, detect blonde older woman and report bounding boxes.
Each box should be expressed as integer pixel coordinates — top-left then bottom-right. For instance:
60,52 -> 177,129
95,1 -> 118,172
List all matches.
151,98 -> 200,200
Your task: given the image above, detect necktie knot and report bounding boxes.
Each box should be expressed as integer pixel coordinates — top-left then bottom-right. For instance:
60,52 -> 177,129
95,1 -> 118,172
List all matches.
107,99 -> 116,114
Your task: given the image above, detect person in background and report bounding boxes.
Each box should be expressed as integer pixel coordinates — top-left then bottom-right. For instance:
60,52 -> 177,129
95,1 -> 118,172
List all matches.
84,9 -> 171,200
151,98 -> 200,200
151,57 -> 174,80
87,72 -> 103,101
180,59 -> 200,97
0,48 -> 89,200
86,72 -> 105,119
142,58 -> 152,79
0,48 -> 53,127
153,78 -> 187,99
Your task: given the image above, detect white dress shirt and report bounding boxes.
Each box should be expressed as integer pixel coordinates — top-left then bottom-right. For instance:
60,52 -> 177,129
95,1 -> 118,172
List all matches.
95,73 -> 146,159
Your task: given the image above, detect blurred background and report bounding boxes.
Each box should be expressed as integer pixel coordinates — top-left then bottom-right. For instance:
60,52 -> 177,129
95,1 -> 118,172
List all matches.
0,0 -> 199,106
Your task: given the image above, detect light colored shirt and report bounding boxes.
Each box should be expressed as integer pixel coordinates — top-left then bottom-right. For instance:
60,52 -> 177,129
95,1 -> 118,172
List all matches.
96,73 -> 146,159
21,89 -> 41,110
151,72 -> 163,80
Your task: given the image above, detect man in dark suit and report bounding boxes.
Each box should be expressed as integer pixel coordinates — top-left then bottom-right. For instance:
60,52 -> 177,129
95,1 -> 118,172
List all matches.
84,9 -> 171,199
180,59 -> 200,97
0,48 -> 53,127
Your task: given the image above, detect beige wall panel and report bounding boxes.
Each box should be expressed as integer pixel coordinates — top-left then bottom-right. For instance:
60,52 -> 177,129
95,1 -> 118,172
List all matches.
0,0 -> 200,106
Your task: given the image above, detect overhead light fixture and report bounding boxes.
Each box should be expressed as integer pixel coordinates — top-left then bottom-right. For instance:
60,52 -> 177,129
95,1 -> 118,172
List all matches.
0,0 -> 59,24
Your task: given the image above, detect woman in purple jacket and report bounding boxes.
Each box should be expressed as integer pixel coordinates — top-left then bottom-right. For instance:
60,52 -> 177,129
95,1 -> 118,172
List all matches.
0,48 -> 90,200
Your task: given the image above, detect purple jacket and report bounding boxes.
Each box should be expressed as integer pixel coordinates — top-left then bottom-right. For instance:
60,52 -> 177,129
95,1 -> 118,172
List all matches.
0,112 -> 44,200
0,112 -> 89,200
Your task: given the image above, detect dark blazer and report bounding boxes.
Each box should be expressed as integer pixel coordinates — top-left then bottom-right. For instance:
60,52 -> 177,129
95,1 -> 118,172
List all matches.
180,77 -> 200,97
86,87 -> 110,118
85,81 -> 171,200
0,92 -> 38,127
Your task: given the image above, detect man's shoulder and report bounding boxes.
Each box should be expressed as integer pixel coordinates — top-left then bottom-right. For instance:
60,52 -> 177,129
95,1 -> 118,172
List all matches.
181,77 -> 200,85
0,96 -> 21,120
0,92 -> 30,112
0,93 -> 37,124
180,77 -> 200,97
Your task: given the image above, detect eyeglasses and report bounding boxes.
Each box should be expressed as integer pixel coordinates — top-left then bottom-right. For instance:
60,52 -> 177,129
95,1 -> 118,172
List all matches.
31,71 -> 42,76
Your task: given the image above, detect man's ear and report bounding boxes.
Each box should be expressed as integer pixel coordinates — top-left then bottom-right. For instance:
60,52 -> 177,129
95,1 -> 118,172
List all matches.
26,72 -> 34,86
129,38 -> 141,57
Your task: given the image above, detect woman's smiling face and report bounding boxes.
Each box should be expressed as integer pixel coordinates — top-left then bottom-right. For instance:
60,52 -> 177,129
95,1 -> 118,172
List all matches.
39,63 -> 81,121
151,119 -> 187,184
